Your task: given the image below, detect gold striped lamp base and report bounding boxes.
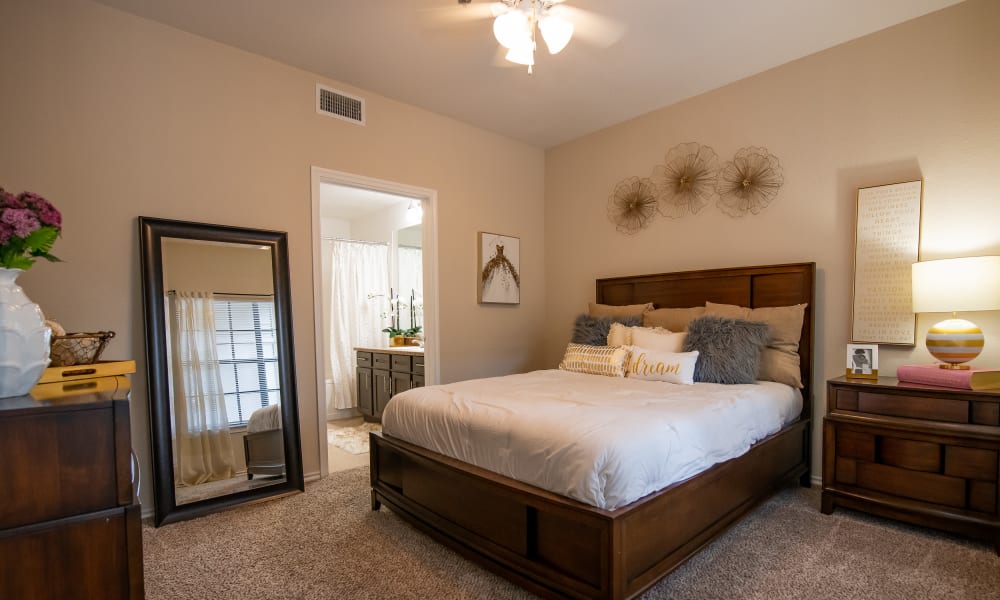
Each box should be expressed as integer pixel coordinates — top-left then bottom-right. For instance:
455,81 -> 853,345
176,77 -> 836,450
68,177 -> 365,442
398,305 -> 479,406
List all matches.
926,318 -> 984,369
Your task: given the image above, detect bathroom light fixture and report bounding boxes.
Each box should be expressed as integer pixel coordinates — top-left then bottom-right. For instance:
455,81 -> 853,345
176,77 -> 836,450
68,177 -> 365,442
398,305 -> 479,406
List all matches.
912,256 -> 1000,368
492,0 -> 574,74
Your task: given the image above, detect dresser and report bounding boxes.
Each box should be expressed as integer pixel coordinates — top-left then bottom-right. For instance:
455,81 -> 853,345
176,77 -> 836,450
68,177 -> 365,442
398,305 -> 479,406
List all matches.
355,347 -> 425,422
823,376 -> 1000,553
0,363 -> 144,599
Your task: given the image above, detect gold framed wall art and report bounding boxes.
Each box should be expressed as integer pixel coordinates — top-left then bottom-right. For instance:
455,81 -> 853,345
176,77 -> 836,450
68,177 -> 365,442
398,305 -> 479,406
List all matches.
478,232 -> 520,305
851,180 -> 922,345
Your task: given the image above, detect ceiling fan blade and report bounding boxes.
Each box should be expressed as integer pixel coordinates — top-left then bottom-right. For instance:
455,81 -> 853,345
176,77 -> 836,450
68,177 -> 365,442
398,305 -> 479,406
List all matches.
417,2 -> 502,28
554,5 -> 626,48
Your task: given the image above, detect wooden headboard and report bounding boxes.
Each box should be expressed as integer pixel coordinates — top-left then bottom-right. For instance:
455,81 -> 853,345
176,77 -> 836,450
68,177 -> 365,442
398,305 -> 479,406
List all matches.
596,262 -> 816,415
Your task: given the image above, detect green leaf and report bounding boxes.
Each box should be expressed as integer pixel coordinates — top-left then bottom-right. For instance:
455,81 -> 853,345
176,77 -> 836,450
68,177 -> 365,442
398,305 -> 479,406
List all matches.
23,226 -> 59,255
4,256 -> 34,270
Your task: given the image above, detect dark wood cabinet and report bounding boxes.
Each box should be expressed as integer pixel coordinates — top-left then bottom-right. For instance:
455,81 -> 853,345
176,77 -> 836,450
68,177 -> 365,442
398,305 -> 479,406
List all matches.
356,348 -> 424,422
373,369 -> 392,417
0,374 -> 144,598
823,376 -> 1000,554
357,366 -> 373,415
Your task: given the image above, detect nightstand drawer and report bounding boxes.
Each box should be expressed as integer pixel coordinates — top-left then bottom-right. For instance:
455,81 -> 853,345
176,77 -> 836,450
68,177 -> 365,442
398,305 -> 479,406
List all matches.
856,462 -> 966,508
857,391 -> 968,423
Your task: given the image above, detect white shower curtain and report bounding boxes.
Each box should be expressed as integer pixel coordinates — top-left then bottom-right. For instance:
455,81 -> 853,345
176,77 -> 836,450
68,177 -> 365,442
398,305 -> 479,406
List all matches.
397,246 -> 423,331
328,240 -> 389,412
168,291 -> 238,486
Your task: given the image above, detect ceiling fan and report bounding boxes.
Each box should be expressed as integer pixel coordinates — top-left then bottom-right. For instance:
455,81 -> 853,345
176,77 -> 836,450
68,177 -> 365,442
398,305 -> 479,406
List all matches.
430,0 -> 625,73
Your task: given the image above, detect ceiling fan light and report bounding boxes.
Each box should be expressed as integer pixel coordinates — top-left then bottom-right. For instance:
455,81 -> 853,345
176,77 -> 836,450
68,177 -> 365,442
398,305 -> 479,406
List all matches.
539,14 -> 573,54
505,40 -> 535,66
493,11 -> 528,49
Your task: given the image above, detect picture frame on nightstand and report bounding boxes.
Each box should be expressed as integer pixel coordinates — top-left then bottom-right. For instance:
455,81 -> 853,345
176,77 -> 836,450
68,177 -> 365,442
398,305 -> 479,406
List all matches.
846,343 -> 878,379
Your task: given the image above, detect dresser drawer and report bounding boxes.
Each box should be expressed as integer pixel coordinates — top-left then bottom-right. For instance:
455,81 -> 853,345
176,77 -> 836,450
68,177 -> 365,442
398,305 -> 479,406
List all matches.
0,406 -> 120,529
0,507 -> 136,599
373,353 -> 391,369
356,351 -> 372,368
391,354 -> 412,372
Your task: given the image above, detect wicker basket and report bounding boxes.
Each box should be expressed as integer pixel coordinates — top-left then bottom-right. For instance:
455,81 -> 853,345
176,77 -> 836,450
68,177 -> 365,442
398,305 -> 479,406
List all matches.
49,331 -> 115,367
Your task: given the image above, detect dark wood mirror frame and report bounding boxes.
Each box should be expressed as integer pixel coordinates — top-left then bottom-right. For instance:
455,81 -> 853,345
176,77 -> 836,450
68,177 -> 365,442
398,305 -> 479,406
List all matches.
139,216 -> 304,526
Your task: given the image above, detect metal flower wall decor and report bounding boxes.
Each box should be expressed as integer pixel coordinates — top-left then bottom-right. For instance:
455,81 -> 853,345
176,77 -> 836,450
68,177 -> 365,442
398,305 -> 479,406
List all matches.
651,142 -> 719,218
608,176 -> 659,234
715,146 -> 784,217
606,143 -> 784,234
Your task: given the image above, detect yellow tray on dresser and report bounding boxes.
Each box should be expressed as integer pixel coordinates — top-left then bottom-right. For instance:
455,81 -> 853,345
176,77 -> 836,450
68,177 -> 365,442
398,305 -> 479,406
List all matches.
36,359 -> 136,384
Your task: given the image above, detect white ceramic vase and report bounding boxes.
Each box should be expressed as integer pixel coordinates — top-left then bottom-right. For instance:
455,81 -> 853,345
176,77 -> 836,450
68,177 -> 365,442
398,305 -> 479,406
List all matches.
0,268 -> 51,397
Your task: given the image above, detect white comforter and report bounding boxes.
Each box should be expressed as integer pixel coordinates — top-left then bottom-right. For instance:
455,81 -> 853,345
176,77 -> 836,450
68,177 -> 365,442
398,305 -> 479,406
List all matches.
382,369 -> 802,510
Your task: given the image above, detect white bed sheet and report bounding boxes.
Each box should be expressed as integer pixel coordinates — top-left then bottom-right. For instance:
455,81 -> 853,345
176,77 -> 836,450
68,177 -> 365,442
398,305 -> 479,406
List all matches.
246,403 -> 281,433
382,369 -> 802,510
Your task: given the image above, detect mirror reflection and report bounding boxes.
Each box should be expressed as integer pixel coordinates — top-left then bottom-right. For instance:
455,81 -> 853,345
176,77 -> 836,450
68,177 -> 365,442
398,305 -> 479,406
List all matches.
161,238 -> 287,505
140,216 -> 303,527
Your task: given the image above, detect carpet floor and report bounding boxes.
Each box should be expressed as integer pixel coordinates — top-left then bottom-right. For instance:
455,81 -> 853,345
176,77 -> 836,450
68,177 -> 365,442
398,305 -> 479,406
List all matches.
143,466 -> 999,599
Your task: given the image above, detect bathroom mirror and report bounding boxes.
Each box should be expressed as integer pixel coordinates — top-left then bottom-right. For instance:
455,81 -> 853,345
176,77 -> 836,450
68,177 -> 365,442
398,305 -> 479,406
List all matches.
139,217 -> 303,526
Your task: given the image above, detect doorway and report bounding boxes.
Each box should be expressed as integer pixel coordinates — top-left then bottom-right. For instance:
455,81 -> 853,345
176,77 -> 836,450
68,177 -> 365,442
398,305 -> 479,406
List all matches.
310,168 -> 438,478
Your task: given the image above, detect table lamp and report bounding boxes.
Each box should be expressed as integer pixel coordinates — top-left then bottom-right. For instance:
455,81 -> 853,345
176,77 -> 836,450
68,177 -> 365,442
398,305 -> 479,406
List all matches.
911,256 -> 1000,369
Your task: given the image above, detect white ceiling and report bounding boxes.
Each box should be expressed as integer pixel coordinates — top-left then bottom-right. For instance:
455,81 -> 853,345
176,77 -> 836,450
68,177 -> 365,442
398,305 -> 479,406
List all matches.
319,183 -> 412,221
95,0 -> 962,148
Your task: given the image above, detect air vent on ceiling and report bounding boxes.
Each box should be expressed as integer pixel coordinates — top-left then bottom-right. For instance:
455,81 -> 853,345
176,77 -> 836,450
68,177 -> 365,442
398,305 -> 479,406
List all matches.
316,84 -> 365,125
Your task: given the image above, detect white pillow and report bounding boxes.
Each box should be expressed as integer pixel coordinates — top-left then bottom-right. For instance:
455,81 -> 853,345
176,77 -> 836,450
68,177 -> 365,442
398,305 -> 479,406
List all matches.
626,347 -> 699,385
631,327 -> 686,352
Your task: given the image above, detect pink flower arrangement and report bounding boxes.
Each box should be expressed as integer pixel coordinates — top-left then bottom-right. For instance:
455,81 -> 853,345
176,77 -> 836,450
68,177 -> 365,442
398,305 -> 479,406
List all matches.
0,187 -> 61,270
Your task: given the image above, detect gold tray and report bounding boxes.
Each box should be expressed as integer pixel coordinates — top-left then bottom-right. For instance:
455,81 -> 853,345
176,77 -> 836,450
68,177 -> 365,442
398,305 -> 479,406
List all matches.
36,359 -> 136,384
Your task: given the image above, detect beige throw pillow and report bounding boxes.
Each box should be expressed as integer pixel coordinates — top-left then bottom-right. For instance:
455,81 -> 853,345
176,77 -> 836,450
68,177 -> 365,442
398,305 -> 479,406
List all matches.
607,322 -> 633,346
630,327 -> 686,353
703,301 -> 807,387
589,302 -> 654,318
642,306 -> 706,331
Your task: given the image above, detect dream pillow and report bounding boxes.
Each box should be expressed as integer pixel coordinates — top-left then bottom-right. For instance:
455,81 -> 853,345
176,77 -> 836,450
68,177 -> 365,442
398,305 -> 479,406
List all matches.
682,316 -> 770,384
625,347 -> 698,385
559,343 -> 631,378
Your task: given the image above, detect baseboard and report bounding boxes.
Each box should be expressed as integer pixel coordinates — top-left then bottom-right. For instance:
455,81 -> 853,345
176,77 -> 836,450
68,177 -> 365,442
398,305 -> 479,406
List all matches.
305,471 -> 321,483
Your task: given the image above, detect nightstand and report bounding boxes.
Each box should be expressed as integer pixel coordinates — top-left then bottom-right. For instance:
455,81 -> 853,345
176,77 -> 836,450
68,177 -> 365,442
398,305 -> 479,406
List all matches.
823,376 -> 999,554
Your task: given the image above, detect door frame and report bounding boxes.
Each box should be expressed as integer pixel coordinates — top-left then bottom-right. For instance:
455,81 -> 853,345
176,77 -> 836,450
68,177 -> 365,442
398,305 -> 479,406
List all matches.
310,166 -> 440,478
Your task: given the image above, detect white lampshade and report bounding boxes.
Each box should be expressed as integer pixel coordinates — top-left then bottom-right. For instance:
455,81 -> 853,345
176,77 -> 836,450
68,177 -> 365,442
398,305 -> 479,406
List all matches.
493,10 -> 528,49
539,14 -> 574,54
505,39 -> 535,66
912,255 -> 1000,368
912,256 -> 1000,313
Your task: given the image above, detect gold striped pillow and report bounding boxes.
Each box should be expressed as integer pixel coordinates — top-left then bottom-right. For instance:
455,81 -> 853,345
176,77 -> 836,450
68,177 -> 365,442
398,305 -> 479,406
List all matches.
558,343 -> 631,377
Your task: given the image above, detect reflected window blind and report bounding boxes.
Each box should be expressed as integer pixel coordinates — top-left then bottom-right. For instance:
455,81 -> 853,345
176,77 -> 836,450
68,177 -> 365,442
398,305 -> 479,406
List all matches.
214,298 -> 280,426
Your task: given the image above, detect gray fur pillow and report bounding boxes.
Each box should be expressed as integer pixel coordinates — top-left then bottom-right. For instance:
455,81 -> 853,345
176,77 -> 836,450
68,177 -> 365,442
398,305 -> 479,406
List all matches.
682,316 -> 770,384
571,314 -> 642,346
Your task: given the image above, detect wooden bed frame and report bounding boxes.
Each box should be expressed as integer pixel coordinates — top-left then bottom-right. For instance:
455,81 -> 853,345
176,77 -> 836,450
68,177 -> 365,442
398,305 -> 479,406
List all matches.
370,262 -> 815,600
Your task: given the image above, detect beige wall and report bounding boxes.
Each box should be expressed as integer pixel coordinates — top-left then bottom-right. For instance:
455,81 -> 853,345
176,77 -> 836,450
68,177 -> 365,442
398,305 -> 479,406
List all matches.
0,0 -> 546,509
162,239 -> 274,295
544,0 -> 1000,478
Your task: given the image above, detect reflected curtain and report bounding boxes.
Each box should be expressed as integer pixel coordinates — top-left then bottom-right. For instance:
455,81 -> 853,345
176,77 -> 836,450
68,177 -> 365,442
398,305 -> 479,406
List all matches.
397,246 -> 423,331
169,291 -> 238,486
329,240 -> 389,412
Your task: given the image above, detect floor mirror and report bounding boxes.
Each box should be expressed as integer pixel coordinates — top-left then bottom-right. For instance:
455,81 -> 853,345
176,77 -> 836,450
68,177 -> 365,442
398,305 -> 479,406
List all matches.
139,217 -> 304,526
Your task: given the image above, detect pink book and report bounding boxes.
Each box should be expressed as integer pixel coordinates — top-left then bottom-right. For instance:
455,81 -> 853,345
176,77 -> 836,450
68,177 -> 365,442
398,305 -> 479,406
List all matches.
896,364 -> 1000,391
